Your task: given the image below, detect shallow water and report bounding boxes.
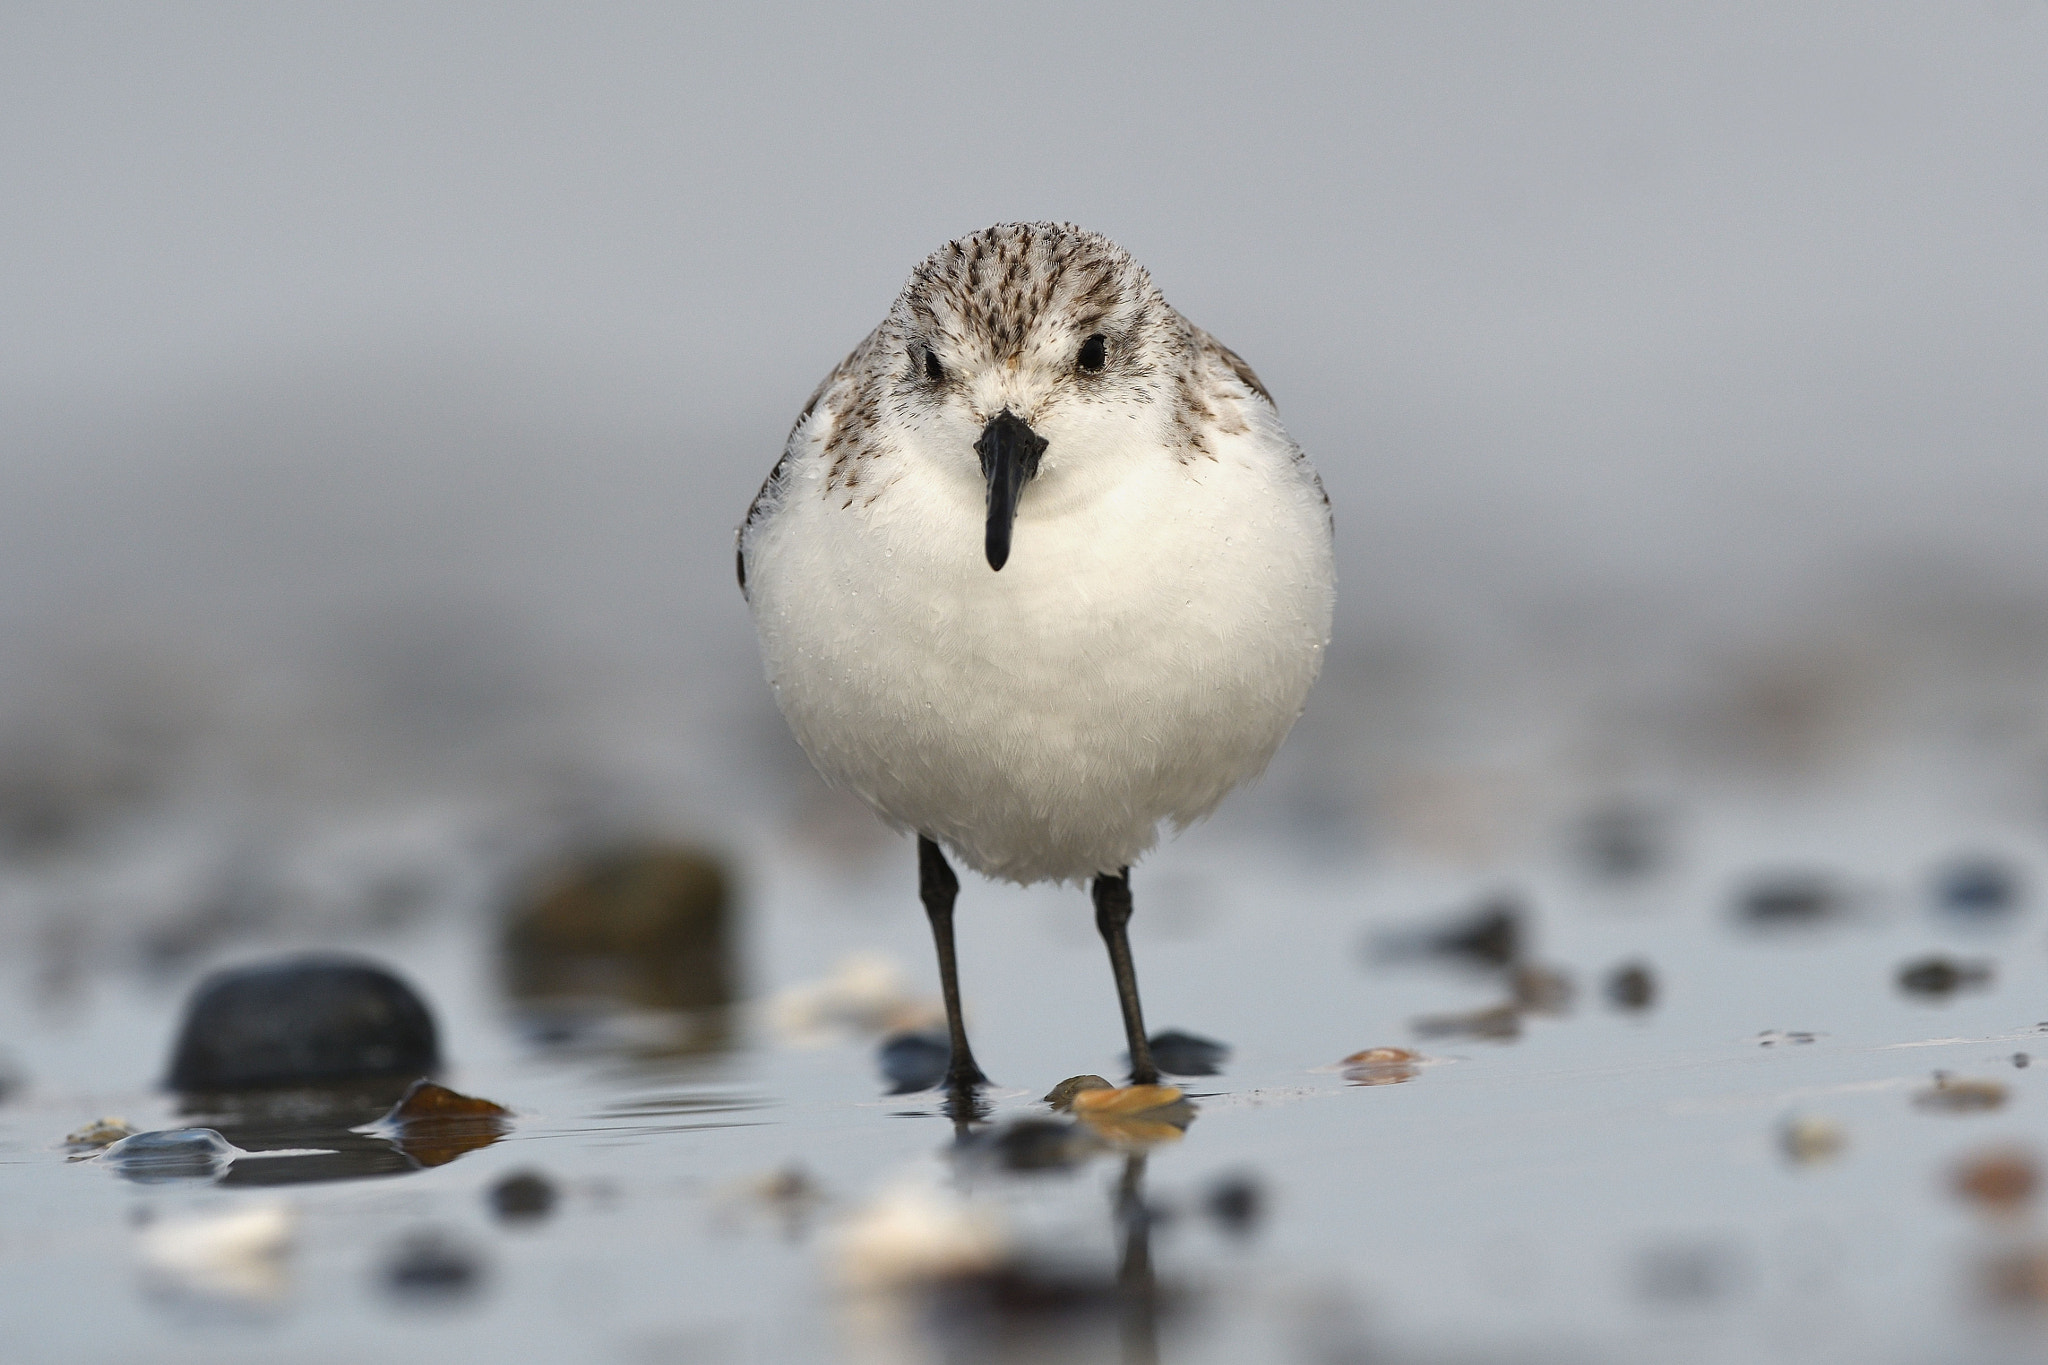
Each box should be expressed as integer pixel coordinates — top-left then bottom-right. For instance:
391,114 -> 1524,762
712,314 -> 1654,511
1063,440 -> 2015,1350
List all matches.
4,774 -> 2048,1365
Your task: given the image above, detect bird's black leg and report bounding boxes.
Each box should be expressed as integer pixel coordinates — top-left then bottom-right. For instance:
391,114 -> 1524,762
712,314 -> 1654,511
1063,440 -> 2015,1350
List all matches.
1093,869 -> 1159,1085
919,836 -> 988,1099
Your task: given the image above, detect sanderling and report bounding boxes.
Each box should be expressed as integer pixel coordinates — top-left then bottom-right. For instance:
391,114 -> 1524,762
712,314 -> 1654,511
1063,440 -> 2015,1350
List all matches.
739,222 -> 1334,1096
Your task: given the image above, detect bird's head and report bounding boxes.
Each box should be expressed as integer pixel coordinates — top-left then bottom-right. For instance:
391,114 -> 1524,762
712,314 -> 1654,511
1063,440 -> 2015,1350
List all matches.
873,222 -> 1200,571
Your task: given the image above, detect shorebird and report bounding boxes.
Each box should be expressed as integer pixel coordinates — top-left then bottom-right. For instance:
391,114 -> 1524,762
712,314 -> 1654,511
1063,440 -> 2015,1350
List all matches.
739,223 -> 1333,1096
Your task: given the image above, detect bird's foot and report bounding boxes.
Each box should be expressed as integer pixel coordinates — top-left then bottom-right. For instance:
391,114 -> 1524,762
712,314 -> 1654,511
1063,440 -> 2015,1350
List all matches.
944,1059 -> 990,1092
940,1071 -> 992,1127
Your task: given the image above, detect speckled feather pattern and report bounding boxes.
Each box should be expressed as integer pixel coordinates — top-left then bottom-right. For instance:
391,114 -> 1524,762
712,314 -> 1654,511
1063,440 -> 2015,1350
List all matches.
740,222 -> 1334,883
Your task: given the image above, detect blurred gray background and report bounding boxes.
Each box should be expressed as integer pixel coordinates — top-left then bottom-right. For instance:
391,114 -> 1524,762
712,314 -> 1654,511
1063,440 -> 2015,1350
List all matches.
4,4 -> 2047,890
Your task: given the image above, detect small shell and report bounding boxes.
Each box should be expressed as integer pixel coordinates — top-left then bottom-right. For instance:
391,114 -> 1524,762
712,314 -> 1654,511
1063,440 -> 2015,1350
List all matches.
1915,1075 -> 2008,1113
64,1117 -> 136,1152
1042,1075 -> 1115,1111
1071,1084 -> 1184,1117
1955,1147 -> 2037,1214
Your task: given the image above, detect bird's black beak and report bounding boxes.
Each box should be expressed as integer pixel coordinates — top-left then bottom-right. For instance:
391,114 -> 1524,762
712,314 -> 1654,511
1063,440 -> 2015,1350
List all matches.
974,408 -> 1047,571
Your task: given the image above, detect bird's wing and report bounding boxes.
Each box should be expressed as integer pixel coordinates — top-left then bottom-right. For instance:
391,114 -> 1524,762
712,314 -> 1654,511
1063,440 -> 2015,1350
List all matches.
1193,327 -> 1276,409
736,332 -> 878,597
1193,326 -> 1329,519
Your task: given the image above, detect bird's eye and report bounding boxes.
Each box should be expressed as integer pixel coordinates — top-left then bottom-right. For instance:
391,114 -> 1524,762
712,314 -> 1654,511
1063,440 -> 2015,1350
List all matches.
923,347 -> 945,383
1077,334 -> 1107,372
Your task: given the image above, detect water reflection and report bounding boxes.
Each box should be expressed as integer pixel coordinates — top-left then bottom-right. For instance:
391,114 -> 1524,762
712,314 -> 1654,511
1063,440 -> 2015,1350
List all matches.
916,1095 -> 1191,1363
1113,1154 -> 1162,1365
167,1076 -> 509,1186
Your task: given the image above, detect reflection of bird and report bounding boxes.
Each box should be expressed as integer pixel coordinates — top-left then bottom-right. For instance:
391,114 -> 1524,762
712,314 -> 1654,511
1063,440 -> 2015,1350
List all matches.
739,223 -> 1334,1094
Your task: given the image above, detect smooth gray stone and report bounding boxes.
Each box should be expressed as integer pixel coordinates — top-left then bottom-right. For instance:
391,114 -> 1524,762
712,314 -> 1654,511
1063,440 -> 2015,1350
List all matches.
167,955 -> 439,1091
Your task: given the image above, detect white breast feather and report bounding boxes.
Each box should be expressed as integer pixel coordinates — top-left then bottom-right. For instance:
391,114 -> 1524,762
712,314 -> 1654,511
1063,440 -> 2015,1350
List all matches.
744,383 -> 1334,884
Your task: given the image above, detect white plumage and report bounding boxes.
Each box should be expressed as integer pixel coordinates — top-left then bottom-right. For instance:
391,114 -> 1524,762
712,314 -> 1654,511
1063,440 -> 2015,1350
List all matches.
740,222 -> 1333,886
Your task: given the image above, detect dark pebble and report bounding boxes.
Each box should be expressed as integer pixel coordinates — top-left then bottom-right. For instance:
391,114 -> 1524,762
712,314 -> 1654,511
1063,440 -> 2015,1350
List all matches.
1898,956 -> 1994,998
1205,1172 -> 1265,1237
102,1127 -> 237,1184
1145,1029 -> 1230,1077
1428,895 -> 1523,967
1736,872 -> 1849,927
969,1118 -> 1100,1173
1370,894 -> 1526,971
1606,961 -> 1657,1011
1936,856 -> 2022,917
2016,1053 -> 2032,1069
878,1030 -> 951,1093
1511,964 -> 1574,1015
502,843 -> 732,1015
930,1261 -> 1125,1325
1756,1030 -> 1817,1046
166,955 -> 439,1092
488,1170 -> 558,1222
1412,1003 -> 1522,1041
384,1232 -> 484,1300
1578,802 -> 1666,880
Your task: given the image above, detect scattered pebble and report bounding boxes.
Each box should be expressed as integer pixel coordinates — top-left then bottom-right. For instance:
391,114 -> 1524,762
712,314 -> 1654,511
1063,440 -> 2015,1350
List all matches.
877,1031 -> 951,1094
1205,1172 -> 1265,1238
1755,1030 -> 1819,1047
1144,1029 -> 1229,1077
1340,1047 -> 1421,1086
502,843 -> 732,1014
770,953 -> 940,1046
1915,1074 -> 2008,1114
1372,895 -> 1524,970
2016,1053 -> 2032,1069
64,1116 -> 136,1151
1412,1003 -> 1522,1041
1736,872 -> 1851,928
755,1165 -> 820,1203
1605,961 -> 1657,1011
137,1201 -> 294,1302
380,1078 -> 511,1124
383,1231 -> 484,1301
713,1166 -> 827,1238
1423,895 -> 1522,968
1896,956 -> 1994,998
1043,1075 -> 1113,1111
1780,1114 -> 1846,1165
1955,1147 -> 2037,1215
755,1167 -> 826,1230
166,955 -> 440,1092
1935,855 -> 2022,918
100,1127 -> 239,1183
1979,1245 -> 2048,1309
967,1118 -> 1101,1173
1510,964 -> 1574,1016
832,1184 -> 1008,1293
488,1170 -> 558,1223
369,1079 -> 512,1169
1577,802 -> 1668,881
